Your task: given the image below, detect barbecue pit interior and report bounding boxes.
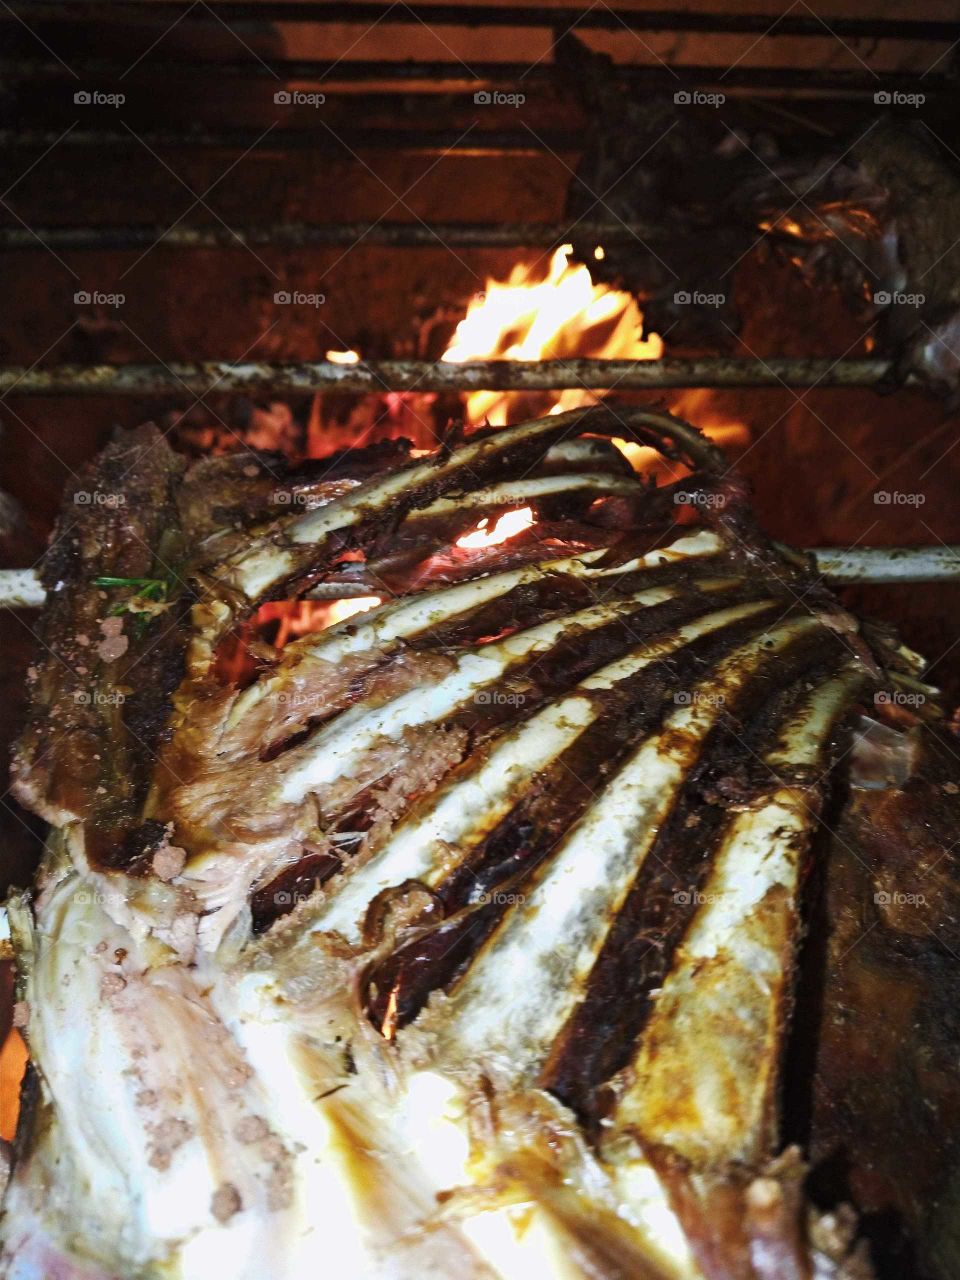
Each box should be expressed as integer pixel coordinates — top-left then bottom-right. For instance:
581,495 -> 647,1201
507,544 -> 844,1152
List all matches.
1,4 -> 960,1279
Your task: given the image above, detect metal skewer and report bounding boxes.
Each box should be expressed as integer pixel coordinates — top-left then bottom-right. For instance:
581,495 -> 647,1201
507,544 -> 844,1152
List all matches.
2,546 -> 958,609
797,544 -> 960,585
0,357 -> 917,395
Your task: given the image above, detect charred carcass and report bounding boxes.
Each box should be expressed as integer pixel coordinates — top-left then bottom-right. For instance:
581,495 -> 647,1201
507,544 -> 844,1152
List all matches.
2,406 -> 950,1280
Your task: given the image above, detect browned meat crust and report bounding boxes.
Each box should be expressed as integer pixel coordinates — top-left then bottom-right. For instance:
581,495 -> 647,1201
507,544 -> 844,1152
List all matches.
9,403 -> 955,1280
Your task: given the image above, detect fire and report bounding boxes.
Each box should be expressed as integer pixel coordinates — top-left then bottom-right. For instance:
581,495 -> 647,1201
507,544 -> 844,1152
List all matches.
216,595 -> 381,684
381,982 -> 400,1041
456,507 -> 535,549
610,391 -> 748,481
440,245 -> 749,475
325,595 -> 382,626
266,596 -> 381,648
0,1025 -> 26,1143
442,245 -> 663,427
668,388 -> 750,452
326,349 -> 360,364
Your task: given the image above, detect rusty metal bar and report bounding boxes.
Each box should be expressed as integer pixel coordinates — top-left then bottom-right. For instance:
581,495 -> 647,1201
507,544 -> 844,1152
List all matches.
0,222 -> 654,251
0,128 -> 572,156
0,358 -> 907,395
800,545 -> 960,585
0,57 -> 947,98
6,3 -> 958,41
0,569 -> 381,607
5,545 -> 959,609
0,569 -> 46,609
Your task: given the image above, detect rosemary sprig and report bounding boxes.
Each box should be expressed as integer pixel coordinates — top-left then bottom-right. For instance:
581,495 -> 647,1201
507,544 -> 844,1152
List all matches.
91,575 -> 170,592
91,575 -> 175,635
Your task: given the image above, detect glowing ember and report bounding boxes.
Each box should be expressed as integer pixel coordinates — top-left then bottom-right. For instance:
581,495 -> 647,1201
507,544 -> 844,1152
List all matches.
456,507 -> 535,549
183,252 -> 749,472
670,389 -> 750,452
611,391 -> 749,481
216,596 -> 382,684
442,245 -> 663,426
381,982 -> 400,1041
325,596 -> 382,626
267,596 -> 381,647
0,1027 -> 27,1143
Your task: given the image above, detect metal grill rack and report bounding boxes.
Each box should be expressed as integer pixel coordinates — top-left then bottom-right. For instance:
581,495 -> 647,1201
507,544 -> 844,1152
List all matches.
2,1 -> 959,585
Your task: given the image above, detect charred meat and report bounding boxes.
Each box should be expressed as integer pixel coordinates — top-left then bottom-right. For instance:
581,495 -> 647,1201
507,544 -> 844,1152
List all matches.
2,405 -> 953,1280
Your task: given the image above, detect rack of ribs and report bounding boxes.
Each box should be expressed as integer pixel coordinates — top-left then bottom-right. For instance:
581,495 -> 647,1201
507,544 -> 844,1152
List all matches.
3,404 -> 953,1280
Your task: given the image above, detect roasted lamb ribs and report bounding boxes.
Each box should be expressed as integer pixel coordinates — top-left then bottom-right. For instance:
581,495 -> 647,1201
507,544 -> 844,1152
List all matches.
2,405 -> 955,1280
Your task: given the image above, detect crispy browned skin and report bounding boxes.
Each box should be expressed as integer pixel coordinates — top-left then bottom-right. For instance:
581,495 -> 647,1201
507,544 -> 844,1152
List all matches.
797,729 -> 960,1280
12,426 -> 188,853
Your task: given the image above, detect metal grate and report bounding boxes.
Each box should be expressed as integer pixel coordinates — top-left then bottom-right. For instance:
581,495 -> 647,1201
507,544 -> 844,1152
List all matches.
6,2 -> 959,40
0,357 -> 913,395
1,5 -> 953,392
2,2 -> 958,582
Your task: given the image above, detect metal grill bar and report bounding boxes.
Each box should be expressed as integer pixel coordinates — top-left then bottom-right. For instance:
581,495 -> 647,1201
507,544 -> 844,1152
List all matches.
801,546 -> 960,585
1,58 -> 946,97
4,546 -> 959,608
0,222 -> 654,250
0,358 -> 903,396
0,128 -> 572,155
7,3 -> 958,41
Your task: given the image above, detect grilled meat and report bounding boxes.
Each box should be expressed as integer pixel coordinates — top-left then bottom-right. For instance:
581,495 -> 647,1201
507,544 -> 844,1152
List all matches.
2,406 -> 949,1280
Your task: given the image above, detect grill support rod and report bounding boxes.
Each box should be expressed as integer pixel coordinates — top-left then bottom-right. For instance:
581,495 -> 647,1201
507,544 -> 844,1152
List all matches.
6,4 -> 958,41
798,546 -> 960,585
0,129 -> 573,155
0,358 -> 906,395
4,547 -> 958,609
0,223 -> 656,251
0,58 -> 946,98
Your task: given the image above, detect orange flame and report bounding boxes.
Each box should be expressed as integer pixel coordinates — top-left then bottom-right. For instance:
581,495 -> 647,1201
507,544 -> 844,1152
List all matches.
668,388 -> 750,452
267,596 -> 381,649
381,982 -> 400,1041
442,245 -> 662,427
440,245 -> 750,474
0,1027 -> 26,1143
456,507 -> 535,549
